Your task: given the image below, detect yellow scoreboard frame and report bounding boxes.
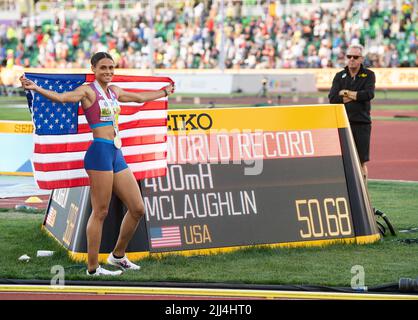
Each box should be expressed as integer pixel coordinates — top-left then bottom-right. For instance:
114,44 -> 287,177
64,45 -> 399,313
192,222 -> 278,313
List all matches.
42,104 -> 380,263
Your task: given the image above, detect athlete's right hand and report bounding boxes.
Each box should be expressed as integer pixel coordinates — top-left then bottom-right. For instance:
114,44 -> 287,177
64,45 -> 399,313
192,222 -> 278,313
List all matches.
19,75 -> 38,90
164,83 -> 175,95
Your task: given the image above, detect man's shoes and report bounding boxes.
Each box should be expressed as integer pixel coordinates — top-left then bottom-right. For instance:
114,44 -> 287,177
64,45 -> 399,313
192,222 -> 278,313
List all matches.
86,265 -> 123,276
107,252 -> 141,271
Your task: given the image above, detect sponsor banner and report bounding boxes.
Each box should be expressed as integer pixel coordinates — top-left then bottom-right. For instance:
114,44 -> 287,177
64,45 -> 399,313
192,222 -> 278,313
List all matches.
167,105 -> 350,134
312,67 -> 418,90
0,121 -> 34,134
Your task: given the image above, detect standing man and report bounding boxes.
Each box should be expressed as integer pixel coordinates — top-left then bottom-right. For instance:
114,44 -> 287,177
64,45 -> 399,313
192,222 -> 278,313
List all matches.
328,44 -> 376,182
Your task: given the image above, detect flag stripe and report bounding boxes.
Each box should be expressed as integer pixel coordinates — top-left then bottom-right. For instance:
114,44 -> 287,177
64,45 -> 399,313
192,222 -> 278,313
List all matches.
34,134 -> 166,153
151,243 -> 182,248
124,152 -> 167,164
77,109 -> 167,125
34,141 -> 91,153
33,143 -> 167,164
151,242 -> 182,248
33,126 -> 167,144
34,159 -> 167,181
119,119 -> 167,131
77,101 -> 167,115
150,226 -> 182,248
109,75 -> 174,83
36,168 -> 168,190
33,160 -> 86,171
33,152 -> 167,171
152,237 -> 181,241
37,177 -> 91,190
77,118 -> 167,134
122,134 -> 167,146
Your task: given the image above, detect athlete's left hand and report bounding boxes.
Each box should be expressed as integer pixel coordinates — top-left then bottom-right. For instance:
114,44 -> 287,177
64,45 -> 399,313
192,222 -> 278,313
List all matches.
164,83 -> 175,95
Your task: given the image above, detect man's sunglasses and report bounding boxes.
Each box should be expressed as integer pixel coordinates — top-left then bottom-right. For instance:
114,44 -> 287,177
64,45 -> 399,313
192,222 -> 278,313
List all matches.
346,55 -> 361,60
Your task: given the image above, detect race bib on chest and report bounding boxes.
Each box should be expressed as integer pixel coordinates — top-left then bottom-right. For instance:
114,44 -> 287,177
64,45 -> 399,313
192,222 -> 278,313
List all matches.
99,99 -> 113,121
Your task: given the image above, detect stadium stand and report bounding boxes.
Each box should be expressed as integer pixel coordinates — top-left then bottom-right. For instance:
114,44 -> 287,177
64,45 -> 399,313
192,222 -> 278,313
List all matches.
0,0 -> 416,70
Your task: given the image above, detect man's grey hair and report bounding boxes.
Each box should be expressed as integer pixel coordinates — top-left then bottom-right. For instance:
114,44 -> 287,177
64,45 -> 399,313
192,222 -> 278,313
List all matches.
347,44 -> 364,56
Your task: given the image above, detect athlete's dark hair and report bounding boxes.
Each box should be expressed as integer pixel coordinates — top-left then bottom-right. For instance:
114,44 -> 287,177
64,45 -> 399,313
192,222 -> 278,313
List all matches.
90,52 -> 114,66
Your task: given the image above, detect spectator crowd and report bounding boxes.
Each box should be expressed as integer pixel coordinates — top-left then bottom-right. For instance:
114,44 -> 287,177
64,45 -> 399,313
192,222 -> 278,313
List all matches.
0,0 -> 416,71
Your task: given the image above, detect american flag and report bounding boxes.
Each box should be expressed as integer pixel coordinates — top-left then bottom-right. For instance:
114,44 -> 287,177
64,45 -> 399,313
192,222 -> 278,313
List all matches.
150,226 -> 182,248
25,73 -> 171,190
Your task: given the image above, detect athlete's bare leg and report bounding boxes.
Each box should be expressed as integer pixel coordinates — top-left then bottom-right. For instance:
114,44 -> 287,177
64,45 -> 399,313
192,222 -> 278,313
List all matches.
111,168 -> 145,257
86,170 -> 114,272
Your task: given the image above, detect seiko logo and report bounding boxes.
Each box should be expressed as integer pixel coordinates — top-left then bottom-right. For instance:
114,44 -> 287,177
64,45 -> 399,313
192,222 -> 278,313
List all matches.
167,113 -> 213,131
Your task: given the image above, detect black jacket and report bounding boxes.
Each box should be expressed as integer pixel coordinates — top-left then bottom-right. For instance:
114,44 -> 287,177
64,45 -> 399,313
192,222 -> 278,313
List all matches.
328,64 -> 375,124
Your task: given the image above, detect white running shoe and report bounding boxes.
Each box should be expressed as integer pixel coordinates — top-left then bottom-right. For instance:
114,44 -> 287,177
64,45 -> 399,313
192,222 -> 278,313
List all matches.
107,252 -> 141,271
86,265 -> 123,276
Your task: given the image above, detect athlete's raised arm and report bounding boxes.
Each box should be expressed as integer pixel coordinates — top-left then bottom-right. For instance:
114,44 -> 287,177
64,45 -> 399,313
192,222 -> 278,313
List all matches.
112,83 -> 175,103
20,75 -> 90,104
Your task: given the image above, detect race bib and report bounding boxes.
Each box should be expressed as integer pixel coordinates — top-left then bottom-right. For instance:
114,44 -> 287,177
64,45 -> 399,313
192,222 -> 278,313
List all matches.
99,100 -> 113,121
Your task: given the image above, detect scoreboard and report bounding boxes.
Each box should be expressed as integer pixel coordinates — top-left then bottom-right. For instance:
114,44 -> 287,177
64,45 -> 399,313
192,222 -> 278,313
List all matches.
142,106 -> 379,254
43,105 -> 380,262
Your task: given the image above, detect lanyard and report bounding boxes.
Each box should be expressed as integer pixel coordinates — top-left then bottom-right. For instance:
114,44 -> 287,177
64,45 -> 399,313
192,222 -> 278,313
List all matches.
93,80 -> 122,148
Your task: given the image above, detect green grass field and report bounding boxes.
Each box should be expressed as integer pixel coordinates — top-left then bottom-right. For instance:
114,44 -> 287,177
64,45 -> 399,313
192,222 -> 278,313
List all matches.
1,180 -> 417,287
